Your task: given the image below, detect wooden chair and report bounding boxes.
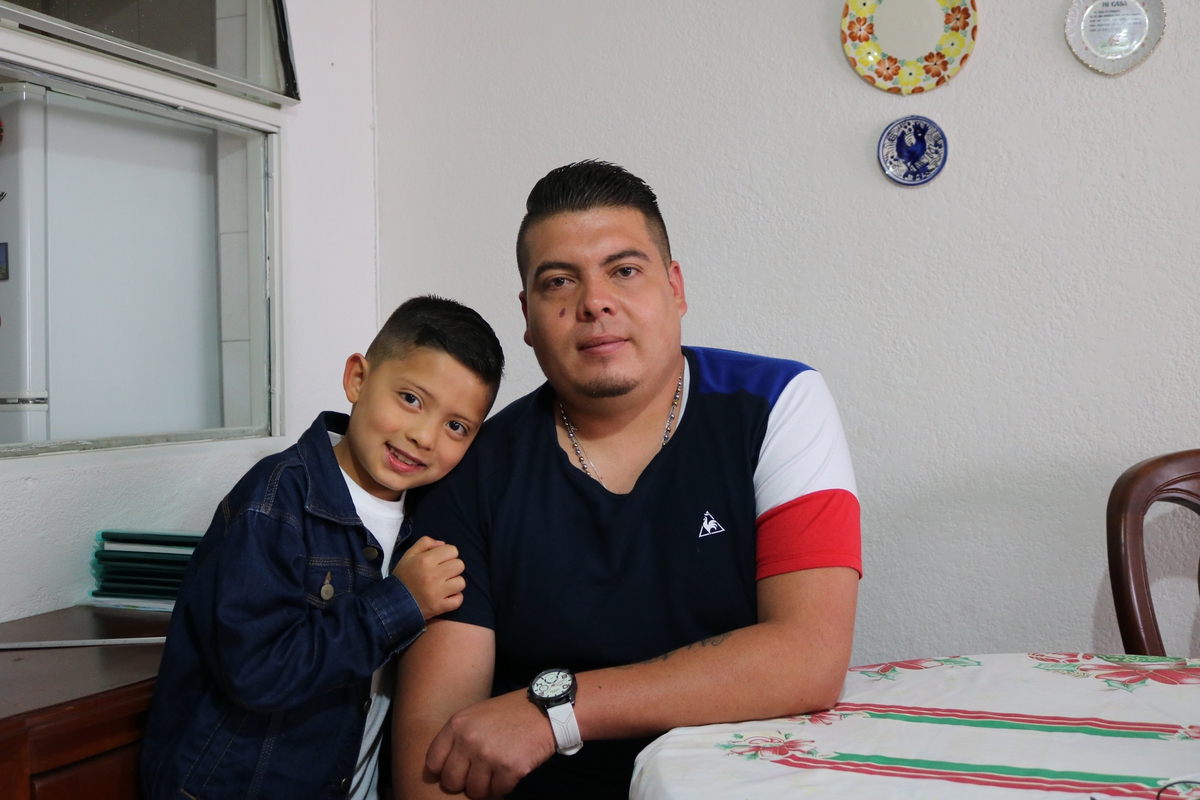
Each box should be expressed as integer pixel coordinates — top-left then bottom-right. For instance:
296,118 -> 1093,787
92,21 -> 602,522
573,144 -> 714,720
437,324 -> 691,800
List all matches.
1106,449 -> 1200,656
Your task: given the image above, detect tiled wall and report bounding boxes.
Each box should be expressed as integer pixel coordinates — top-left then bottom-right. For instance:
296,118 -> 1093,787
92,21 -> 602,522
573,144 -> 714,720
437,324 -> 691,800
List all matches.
217,131 -> 252,428
215,128 -> 270,431
214,0 -> 272,430
215,0 -> 248,78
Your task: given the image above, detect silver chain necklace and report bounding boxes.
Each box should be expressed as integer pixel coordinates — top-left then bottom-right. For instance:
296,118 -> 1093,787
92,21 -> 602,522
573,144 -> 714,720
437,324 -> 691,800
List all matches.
559,369 -> 684,487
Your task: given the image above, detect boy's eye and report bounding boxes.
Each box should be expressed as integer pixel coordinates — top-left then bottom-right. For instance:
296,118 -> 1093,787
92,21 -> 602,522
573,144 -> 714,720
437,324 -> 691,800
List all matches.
400,392 -> 420,406
447,421 -> 467,435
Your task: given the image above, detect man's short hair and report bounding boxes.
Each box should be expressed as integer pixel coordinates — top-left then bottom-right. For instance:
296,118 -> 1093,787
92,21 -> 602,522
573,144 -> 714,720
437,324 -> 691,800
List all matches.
516,160 -> 672,284
365,296 -> 504,395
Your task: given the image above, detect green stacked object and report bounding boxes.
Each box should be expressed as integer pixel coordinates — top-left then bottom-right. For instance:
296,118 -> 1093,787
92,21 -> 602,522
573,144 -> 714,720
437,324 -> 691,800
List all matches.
90,530 -> 201,607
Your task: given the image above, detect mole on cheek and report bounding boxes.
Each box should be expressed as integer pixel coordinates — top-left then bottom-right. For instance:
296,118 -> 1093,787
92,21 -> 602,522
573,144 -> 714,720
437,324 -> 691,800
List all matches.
559,308 -> 566,318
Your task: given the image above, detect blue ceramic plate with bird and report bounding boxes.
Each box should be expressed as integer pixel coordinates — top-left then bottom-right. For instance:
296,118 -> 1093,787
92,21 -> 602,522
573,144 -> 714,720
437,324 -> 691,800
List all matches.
877,115 -> 947,186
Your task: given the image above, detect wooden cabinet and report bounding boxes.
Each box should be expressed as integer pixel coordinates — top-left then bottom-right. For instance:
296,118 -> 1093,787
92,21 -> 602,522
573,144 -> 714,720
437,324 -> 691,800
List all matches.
31,742 -> 142,800
0,607 -> 170,800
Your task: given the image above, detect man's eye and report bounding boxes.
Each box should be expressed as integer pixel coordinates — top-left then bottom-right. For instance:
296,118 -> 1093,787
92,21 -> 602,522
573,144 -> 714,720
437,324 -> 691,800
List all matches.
616,266 -> 637,278
547,276 -> 569,288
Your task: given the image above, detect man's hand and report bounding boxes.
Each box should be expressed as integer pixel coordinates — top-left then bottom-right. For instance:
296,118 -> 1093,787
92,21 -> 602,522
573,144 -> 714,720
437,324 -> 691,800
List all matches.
398,568 -> 857,799
426,690 -> 557,799
393,536 -> 465,619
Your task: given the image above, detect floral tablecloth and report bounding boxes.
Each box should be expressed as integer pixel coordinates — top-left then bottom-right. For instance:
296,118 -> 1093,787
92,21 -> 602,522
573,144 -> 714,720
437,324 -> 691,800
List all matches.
631,653 -> 1200,799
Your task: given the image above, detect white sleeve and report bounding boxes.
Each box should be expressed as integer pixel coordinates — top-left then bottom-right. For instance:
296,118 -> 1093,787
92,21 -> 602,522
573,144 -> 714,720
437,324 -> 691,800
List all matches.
753,370 -> 857,521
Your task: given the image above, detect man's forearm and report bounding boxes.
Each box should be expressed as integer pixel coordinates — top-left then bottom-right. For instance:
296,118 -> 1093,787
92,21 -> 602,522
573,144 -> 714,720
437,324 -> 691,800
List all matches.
419,568 -> 858,799
573,567 -> 858,740
395,716 -> 460,800
392,619 -> 496,800
574,623 -> 839,739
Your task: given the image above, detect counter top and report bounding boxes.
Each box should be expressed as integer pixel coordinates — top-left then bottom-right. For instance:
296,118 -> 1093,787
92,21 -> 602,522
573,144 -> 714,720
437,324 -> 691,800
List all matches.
0,606 -> 170,720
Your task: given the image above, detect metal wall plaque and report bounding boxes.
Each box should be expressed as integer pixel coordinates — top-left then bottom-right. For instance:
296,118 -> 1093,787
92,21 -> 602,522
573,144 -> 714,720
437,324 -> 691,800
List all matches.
1065,0 -> 1165,76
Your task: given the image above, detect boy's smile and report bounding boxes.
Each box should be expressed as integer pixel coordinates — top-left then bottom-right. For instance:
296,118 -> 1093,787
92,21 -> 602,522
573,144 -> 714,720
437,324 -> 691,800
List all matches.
334,347 -> 493,500
385,442 -> 425,473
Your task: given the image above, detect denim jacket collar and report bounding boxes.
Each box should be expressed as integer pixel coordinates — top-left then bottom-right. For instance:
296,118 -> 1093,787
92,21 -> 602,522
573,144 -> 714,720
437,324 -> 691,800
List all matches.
297,411 -> 362,526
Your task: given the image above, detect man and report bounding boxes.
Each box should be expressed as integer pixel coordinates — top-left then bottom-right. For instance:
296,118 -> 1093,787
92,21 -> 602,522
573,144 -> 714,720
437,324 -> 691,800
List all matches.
394,161 -> 861,799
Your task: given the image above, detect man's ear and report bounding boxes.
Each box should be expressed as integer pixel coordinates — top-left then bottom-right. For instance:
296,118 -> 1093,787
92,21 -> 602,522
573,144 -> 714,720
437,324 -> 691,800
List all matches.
519,290 -> 532,347
342,353 -> 369,404
668,261 -> 688,319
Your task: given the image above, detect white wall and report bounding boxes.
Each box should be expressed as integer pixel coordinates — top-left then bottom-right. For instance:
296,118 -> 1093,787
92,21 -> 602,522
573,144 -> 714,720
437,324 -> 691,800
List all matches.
0,0 -> 375,623
374,1 -> 1200,663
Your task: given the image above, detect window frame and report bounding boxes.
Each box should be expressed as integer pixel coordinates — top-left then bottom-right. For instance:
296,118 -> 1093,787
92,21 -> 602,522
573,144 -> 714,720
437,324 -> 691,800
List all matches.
0,0 -> 299,106
0,24 -> 286,458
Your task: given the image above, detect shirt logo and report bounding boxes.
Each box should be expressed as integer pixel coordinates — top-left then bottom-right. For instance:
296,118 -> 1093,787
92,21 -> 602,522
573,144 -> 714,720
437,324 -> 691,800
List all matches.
698,511 -> 726,538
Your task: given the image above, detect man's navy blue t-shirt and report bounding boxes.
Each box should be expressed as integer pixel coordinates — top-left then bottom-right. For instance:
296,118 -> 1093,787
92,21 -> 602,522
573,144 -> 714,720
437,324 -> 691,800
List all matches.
410,346 -> 860,798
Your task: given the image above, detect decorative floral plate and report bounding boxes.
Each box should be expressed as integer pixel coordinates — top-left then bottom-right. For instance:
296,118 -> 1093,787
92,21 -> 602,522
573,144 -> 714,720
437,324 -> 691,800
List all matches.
878,116 -> 947,186
1065,0 -> 1165,76
842,0 -> 977,95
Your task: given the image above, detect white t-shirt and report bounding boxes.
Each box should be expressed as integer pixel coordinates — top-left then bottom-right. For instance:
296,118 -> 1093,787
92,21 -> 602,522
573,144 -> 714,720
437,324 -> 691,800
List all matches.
329,432 -> 406,800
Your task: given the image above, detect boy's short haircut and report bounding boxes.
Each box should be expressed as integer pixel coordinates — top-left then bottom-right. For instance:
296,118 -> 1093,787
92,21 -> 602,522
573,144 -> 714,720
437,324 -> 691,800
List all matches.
365,296 -> 504,395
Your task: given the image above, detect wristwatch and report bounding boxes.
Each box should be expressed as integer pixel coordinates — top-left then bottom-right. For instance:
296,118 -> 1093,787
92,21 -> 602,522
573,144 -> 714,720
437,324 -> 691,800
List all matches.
527,667 -> 583,755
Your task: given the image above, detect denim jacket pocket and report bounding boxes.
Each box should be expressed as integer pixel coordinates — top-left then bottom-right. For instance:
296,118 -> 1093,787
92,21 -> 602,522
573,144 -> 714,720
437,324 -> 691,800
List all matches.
304,557 -> 354,607
177,702 -> 258,799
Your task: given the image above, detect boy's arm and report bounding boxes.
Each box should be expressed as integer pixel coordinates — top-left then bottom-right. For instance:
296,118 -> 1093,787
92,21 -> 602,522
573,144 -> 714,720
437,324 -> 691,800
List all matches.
190,506 -> 426,712
426,566 -> 858,798
393,619 -> 496,800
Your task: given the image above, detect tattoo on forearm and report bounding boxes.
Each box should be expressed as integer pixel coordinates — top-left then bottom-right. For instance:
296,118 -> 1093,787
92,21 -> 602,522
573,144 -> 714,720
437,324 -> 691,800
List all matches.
688,632 -> 733,650
617,631 -> 734,668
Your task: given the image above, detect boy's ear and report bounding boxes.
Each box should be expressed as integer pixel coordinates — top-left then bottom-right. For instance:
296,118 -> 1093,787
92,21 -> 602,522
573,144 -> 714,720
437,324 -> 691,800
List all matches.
342,354 -> 369,405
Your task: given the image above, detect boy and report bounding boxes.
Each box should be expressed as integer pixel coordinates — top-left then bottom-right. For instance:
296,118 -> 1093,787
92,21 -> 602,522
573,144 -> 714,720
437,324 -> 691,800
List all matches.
141,296 -> 504,800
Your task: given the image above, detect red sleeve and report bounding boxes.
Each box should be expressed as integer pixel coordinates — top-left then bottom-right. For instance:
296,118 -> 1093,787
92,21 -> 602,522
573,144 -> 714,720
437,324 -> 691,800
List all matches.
755,488 -> 861,580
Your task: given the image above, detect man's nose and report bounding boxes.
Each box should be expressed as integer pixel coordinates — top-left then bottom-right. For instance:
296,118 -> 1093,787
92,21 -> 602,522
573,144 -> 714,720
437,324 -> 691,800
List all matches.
579,277 -> 616,318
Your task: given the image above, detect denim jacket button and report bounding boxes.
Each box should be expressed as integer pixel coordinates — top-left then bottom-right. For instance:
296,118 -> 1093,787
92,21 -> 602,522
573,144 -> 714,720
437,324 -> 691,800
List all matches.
362,697 -> 372,714
320,584 -> 335,601
339,776 -> 352,793
363,545 -> 380,561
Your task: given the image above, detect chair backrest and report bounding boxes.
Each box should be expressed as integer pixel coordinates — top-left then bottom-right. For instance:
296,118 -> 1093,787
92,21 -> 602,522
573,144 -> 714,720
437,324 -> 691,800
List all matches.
1106,449 -> 1200,656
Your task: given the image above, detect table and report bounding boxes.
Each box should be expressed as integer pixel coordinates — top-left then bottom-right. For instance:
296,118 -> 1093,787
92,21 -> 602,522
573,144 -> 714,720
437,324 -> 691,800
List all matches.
631,653 -> 1200,799
0,606 -> 170,800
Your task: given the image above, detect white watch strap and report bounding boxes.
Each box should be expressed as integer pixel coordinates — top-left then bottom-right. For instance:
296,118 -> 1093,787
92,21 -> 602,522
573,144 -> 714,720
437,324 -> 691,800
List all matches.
546,701 -> 583,755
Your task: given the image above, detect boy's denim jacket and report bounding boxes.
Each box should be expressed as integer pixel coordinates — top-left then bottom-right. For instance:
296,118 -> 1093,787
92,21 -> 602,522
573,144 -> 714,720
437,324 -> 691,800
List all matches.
141,411 -> 425,800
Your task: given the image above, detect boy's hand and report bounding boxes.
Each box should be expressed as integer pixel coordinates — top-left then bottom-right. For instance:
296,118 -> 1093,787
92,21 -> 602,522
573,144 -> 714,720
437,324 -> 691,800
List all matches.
394,536 -> 465,620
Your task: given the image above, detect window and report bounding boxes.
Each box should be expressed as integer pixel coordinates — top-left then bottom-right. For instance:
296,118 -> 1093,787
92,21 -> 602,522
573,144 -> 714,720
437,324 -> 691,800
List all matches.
0,12 -> 284,456
0,0 -> 297,105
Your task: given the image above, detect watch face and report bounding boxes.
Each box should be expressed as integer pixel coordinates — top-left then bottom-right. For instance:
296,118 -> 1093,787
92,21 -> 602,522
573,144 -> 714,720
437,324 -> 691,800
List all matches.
531,669 -> 573,701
